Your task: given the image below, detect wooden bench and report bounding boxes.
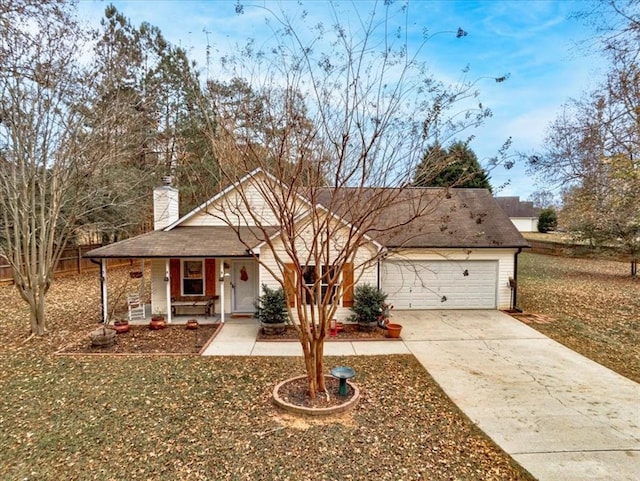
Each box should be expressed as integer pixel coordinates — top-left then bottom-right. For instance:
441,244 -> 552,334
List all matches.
170,296 -> 218,317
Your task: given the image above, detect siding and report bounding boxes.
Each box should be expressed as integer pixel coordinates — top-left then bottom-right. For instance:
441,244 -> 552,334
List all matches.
511,217 -> 538,233
181,179 -> 307,227
150,259 -> 168,315
257,219 -> 379,322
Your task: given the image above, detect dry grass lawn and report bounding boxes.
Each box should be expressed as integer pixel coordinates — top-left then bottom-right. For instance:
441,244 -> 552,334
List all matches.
518,252 -> 640,383
0,268 -> 534,480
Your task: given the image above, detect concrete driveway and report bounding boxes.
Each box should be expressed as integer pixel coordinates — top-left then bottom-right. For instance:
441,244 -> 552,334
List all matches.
398,310 -> 640,481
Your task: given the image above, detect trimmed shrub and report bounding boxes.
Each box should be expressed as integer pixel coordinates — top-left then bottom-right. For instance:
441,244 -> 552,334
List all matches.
538,208 -> 558,233
255,284 -> 288,324
350,284 -> 389,325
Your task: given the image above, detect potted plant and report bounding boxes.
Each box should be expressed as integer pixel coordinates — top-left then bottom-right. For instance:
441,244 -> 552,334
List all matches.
150,311 -> 167,330
255,284 -> 288,335
113,317 -> 130,334
90,281 -> 131,347
350,284 -> 389,331
186,319 -> 199,330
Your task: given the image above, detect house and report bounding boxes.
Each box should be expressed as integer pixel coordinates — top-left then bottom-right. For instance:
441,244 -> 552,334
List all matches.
494,196 -> 540,232
86,170 -> 529,323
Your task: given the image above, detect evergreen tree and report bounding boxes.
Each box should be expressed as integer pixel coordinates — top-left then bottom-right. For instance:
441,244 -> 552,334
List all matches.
414,141 -> 492,191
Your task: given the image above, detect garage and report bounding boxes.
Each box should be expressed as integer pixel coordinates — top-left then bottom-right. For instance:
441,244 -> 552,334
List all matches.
381,260 -> 498,309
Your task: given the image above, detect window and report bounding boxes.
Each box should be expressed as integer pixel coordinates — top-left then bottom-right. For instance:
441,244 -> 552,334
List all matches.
182,260 -> 204,295
302,265 -> 338,305
284,262 -> 353,308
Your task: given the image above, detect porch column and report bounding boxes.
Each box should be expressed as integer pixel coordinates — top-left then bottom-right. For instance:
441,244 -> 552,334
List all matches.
101,259 -> 108,324
219,260 -> 225,323
165,259 -> 172,323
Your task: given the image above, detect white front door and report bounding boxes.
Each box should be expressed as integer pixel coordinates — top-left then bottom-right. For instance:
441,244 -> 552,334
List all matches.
232,260 -> 257,312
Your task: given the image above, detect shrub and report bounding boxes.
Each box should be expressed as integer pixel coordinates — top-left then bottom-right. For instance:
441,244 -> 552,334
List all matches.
350,284 -> 389,325
254,284 -> 288,324
538,208 -> 558,233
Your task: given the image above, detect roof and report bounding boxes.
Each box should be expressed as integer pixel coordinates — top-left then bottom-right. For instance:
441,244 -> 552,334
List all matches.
317,187 -> 529,249
84,226 -> 276,258
494,196 -> 539,218
85,178 -> 528,259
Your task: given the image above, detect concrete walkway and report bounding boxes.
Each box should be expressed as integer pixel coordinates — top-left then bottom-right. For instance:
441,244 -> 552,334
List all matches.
202,311 -> 640,481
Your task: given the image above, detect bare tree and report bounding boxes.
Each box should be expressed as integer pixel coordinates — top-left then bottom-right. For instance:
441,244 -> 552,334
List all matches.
530,1 -> 640,275
0,1 -> 156,336
196,2 -> 505,397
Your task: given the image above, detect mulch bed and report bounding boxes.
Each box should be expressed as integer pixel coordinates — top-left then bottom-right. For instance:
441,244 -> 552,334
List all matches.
59,324 -> 221,354
257,323 -> 396,341
277,375 -> 355,409
509,312 -> 555,325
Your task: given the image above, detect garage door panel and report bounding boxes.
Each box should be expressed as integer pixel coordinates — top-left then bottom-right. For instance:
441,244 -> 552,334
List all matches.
381,260 -> 497,309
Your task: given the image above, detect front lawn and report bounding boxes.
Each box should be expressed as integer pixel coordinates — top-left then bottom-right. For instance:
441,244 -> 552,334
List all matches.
0,271 -> 533,480
518,252 -> 640,383
0,354 -> 533,480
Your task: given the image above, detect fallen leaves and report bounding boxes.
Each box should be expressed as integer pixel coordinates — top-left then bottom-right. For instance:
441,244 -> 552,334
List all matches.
518,253 -> 640,383
0,354 -> 534,480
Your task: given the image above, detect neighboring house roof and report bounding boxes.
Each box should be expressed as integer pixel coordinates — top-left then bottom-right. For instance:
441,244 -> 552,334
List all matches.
317,187 -> 529,248
494,196 -> 539,218
85,226 -> 276,258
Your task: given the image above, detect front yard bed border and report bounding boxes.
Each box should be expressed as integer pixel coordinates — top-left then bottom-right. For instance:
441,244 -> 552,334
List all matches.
54,322 -> 223,356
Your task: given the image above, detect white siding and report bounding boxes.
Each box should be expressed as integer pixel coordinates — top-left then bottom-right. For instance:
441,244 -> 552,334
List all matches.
153,186 -> 179,230
383,249 -> 516,310
511,217 -> 538,232
181,178 -> 307,227
257,218 -> 380,322
150,259 -> 168,315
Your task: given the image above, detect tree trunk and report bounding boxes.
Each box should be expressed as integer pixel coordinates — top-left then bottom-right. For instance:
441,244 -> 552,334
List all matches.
631,258 -> 637,278
315,339 -> 326,393
19,281 -> 48,336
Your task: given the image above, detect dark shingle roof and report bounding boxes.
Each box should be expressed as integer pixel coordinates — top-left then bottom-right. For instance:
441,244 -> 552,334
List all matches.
86,187 -> 528,259
494,196 -> 539,218
84,226 -> 275,258
317,187 -> 529,249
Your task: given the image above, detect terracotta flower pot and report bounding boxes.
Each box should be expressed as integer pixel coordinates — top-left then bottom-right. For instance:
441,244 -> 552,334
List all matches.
149,317 -> 167,330
385,323 -> 402,338
186,319 -> 199,330
113,320 -> 130,334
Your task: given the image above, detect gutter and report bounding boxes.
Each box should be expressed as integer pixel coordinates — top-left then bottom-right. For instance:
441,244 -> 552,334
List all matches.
512,247 -> 523,312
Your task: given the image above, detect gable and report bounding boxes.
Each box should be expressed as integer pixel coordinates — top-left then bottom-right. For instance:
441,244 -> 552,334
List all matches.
177,170 -> 309,228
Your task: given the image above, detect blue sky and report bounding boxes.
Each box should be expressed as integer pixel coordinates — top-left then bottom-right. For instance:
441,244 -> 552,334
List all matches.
77,0 -> 607,200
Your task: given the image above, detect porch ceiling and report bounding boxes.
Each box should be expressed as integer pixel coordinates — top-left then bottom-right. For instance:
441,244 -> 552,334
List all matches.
84,226 -> 276,258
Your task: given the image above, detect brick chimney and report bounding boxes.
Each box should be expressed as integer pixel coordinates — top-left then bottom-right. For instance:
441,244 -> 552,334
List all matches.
153,176 -> 179,230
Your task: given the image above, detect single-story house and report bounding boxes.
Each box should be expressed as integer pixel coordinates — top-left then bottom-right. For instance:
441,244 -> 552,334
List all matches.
494,196 -> 540,232
86,169 -> 529,323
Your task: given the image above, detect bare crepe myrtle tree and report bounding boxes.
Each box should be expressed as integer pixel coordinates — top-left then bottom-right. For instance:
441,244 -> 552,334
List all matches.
197,2 -> 506,397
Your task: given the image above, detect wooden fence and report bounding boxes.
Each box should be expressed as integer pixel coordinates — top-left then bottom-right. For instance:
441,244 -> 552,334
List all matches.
527,239 -> 630,262
0,245 -> 136,285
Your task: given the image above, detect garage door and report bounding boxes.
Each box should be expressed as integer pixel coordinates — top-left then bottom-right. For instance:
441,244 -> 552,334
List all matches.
381,260 -> 498,309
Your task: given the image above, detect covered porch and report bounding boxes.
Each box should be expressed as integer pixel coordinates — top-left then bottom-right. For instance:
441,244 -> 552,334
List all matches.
84,226 -> 264,325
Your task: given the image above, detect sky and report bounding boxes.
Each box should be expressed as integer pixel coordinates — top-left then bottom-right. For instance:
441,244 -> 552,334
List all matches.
77,0 -> 609,201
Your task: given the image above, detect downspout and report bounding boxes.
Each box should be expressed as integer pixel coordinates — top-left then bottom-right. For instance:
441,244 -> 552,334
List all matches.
165,259 -> 172,323
90,258 -> 106,324
513,248 -> 523,312
219,260 -> 225,323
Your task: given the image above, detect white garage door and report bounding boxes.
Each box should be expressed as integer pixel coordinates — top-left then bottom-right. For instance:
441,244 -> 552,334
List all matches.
381,260 -> 498,309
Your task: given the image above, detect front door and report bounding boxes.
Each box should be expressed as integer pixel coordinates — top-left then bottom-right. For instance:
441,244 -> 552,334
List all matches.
232,260 -> 257,312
